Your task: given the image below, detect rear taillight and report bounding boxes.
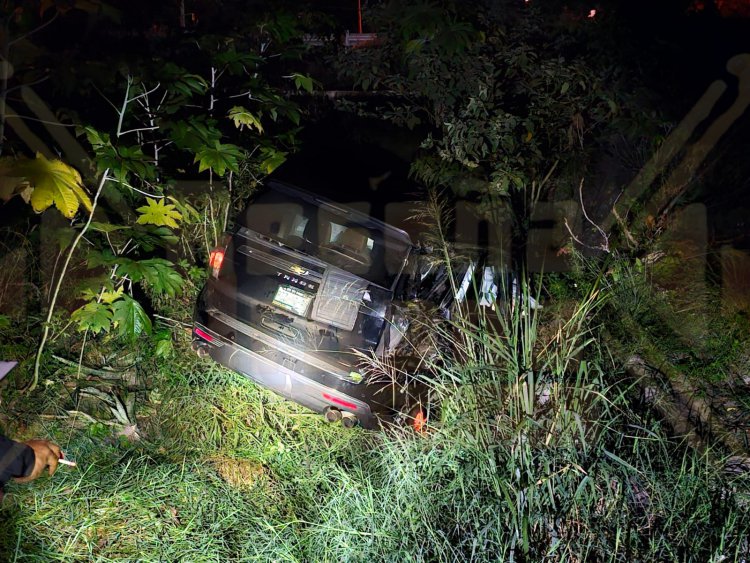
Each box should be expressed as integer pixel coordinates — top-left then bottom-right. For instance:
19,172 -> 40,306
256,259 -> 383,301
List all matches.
208,248 -> 225,278
323,393 -> 358,411
194,327 -> 214,342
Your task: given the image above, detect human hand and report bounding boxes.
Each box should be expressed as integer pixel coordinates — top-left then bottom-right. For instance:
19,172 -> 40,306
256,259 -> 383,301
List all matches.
13,440 -> 61,483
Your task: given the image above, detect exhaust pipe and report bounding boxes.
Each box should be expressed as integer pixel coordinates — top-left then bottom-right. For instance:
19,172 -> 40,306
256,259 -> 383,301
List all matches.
324,407 -> 342,423
193,343 -> 209,358
341,411 -> 358,429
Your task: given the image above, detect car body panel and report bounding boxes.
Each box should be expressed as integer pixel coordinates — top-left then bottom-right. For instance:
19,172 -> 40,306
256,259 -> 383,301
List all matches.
193,181 -> 424,428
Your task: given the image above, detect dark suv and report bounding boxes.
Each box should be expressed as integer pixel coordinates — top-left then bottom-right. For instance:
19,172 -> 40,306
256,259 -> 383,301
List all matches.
192,179 -> 444,429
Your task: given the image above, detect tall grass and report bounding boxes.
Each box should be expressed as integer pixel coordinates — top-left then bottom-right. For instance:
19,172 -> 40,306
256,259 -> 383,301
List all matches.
2,260 -> 749,560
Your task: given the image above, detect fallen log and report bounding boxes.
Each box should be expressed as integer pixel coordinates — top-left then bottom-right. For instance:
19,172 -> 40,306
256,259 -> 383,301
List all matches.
624,354 -> 750,473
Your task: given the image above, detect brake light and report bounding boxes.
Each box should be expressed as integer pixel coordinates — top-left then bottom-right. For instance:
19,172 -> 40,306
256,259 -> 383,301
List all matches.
195,327 -> 214,342
209,248 -> 225,278
323,393 -> 358,411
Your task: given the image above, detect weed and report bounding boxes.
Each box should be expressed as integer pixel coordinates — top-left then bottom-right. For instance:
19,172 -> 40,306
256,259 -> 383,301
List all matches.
2,249 -> 749,561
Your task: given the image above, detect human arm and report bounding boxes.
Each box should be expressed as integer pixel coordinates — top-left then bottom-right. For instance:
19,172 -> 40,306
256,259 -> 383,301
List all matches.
0,434 -> 36,488
0,436 -> 61,488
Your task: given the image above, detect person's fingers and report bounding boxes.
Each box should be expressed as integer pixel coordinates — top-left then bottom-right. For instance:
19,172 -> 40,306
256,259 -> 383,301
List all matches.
47,442 -> 62,460
46,451 -> 59,477
16,440 -> 63,482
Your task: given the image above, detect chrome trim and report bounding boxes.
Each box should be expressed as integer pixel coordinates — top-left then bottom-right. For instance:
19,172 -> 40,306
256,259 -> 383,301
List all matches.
236,244 -> 324,284
261,315 -> 302,339
205,308 -> 360,383
197,323 -> 370,412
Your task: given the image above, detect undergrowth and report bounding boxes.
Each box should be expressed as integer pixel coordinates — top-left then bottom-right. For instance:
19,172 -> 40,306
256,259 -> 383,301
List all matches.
2,271 -> 749,562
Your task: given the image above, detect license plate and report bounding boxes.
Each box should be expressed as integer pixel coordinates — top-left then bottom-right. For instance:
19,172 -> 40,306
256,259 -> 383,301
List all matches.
273,285 -> 313,316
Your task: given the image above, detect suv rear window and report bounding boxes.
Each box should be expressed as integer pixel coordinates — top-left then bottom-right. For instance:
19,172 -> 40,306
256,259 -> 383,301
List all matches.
239,184 -> 410,288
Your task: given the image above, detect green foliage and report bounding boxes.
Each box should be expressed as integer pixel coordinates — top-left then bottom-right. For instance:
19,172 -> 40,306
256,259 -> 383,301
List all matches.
336,0 -> 618,202
117,258 -> 184,297
4,289 -> 749,561
136,198 -> 183,229
86,251 -> 184,300
82,128 -> 157,182
71,301 -> 113,335
214,49 -> 263,76
193,141 -> 244,176
163,117 -> 222,152
0,0 -> 311,396
71,293 -> 152,341
111,295 -> 152,341
228,106 -> 264,133
152,328 -> 174,358
290,73 -> 315,93
161,62 -> 209,98
258,146 -> 288,174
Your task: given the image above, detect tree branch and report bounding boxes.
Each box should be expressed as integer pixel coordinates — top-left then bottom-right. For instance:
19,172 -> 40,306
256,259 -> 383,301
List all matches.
8,11 -> 60,47
28,170 -> 111,393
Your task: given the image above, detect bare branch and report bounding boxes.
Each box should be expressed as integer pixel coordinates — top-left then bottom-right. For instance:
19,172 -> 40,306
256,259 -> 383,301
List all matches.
126,82 -> 161,105
115,179 -> 165,199
8,11 -> 60,46
4,113 -> 76,127
564,179 -> 610,253
118,125 -> 159,136
6,74 -> 50,93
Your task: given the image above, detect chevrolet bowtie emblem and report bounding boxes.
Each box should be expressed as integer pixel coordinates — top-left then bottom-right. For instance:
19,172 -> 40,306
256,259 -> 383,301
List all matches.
289,265 -> 308,276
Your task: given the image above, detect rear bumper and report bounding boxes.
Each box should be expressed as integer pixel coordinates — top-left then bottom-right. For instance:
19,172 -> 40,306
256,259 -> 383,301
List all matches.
193,313 -> 380,429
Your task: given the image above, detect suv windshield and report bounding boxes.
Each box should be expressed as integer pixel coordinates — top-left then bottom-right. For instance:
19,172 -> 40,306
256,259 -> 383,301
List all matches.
239,183 -> 411,288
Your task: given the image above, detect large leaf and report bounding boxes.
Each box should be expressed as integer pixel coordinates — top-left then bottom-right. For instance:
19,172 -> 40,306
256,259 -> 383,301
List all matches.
115,259 -> 148,283
71,301 -> 113,334
194,141 -> 243,176
136,198 -> 183,229
129,225 -> 180,251
228,106 -> 264,133
162,62 -> 208,98
167,196 -> 200,223
291,73 -> 314,94
111,295 -> 152,341
0,153 -> 91,218
116,145 -> 157,182
165,117 -> 222,152
99,286 -> 125,304
259,147 -> 287,174
83,126 -> 111,150
85,250 -> 118,269
152,328 -> 174,358
139,259 -> 184,296
119,258 -> 183,296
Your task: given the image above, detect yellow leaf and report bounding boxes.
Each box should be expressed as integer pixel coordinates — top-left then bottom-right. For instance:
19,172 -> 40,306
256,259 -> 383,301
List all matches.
136,197 -> 183,229
5,153 -> 91,218
100,286 -> 124,304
